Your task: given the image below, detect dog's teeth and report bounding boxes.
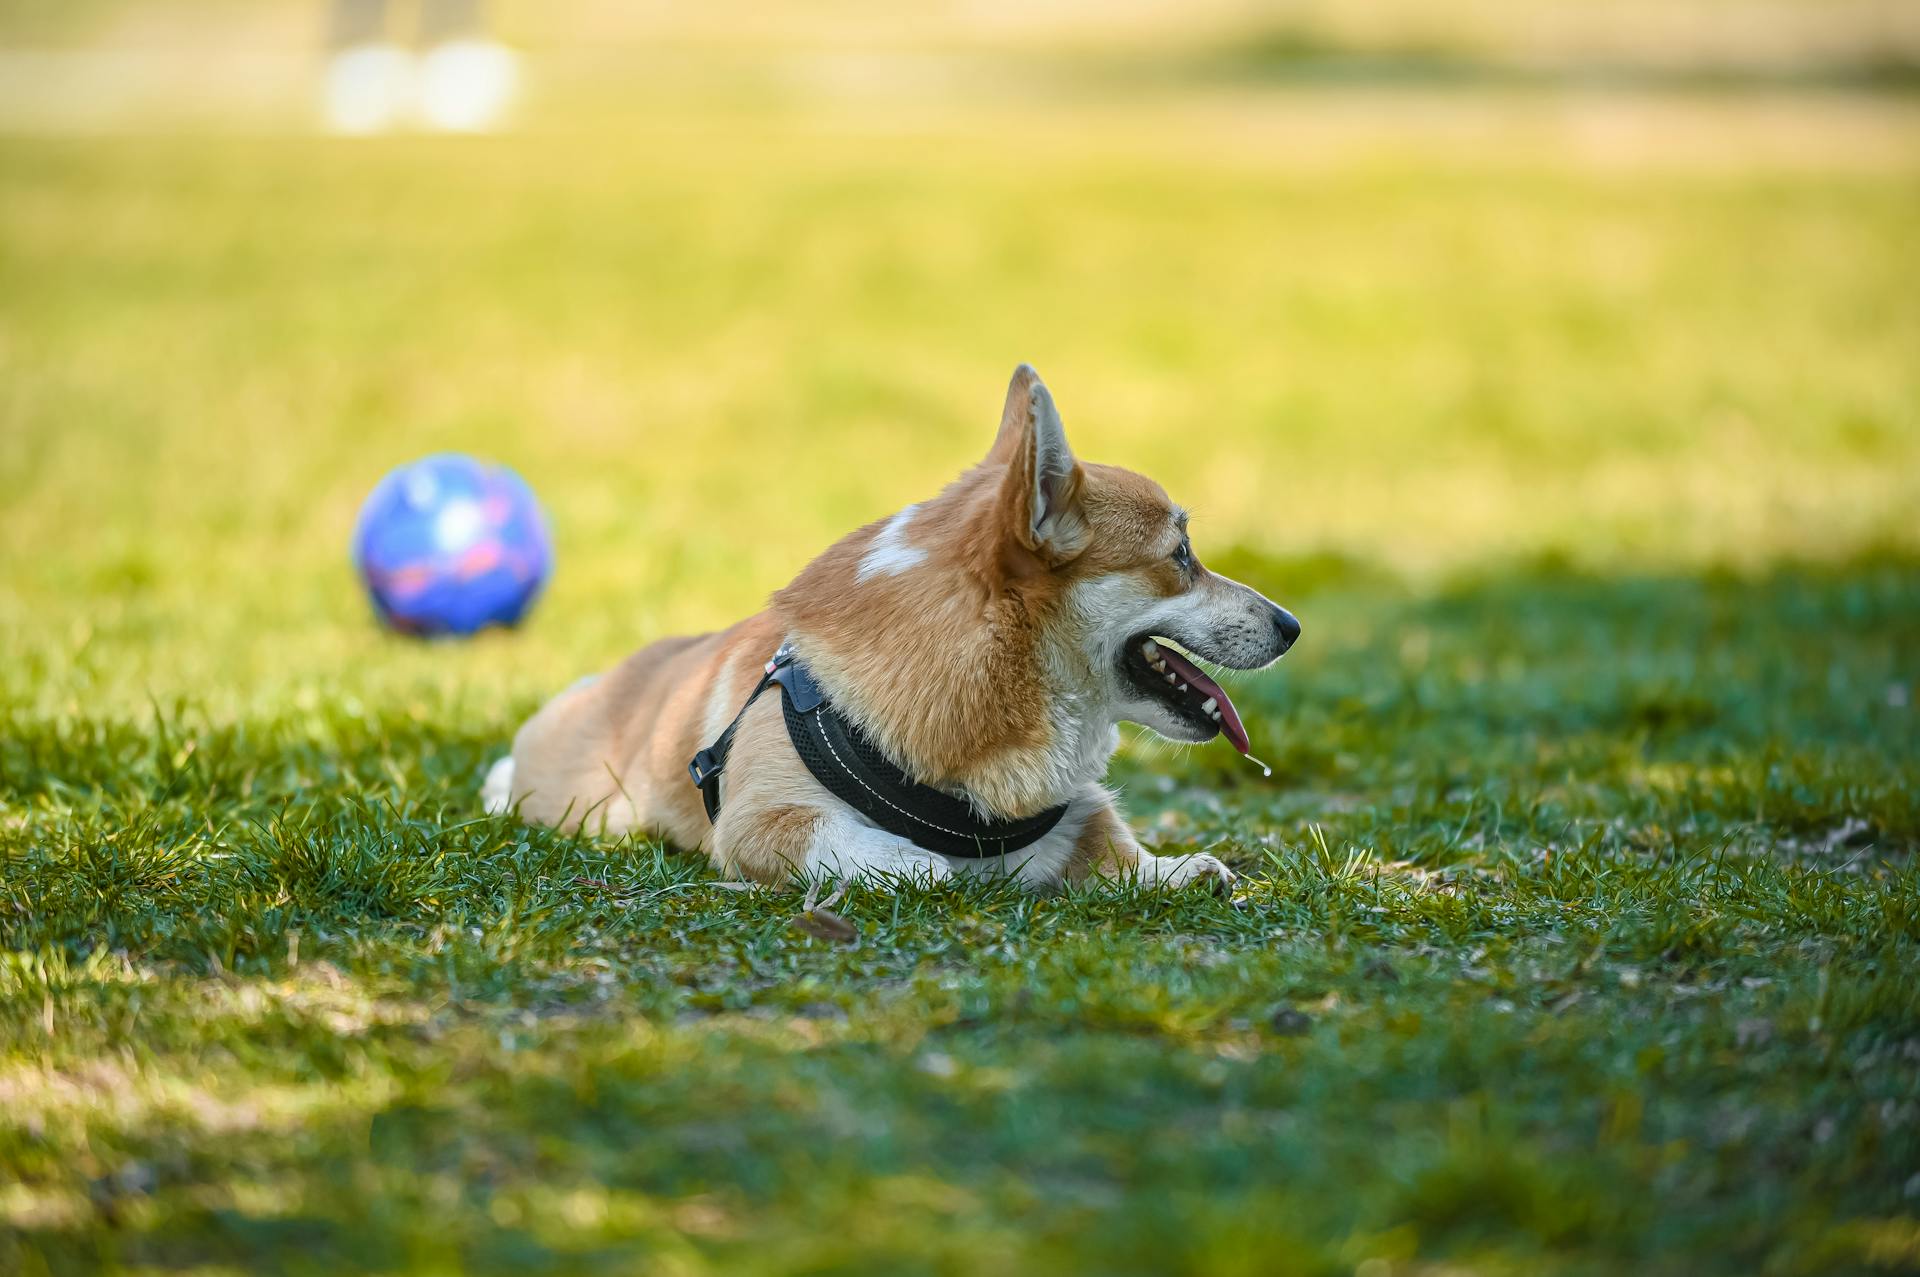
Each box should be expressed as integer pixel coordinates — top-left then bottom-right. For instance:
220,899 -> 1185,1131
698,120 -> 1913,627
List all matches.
1201,698 -> 1217,714
1177,682 -> 1189,692
1153,661 -> 1168,674
1164,672 -> 1177,685
1142,640 -> 1160,660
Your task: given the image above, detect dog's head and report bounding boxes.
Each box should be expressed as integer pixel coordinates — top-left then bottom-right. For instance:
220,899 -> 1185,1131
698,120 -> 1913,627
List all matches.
776,363 -> 1298,811
984,364 -> 1299,755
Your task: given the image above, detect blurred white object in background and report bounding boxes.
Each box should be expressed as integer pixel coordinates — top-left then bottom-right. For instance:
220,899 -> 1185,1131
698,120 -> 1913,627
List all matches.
322,43 -> 414,134
322,0 -> 516,134
416,39 -> 518,132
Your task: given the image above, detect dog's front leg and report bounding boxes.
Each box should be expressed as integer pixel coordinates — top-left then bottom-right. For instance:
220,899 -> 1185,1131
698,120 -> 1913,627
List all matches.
1067,795 -> 1235,893
716,800 -> 951,889
802,811 -> 954,888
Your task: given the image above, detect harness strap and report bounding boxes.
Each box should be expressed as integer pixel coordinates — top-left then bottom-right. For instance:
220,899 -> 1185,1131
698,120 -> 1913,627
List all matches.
688,645 -> 1069,859
775,661 -> 1067,858
686,646 -> 792,823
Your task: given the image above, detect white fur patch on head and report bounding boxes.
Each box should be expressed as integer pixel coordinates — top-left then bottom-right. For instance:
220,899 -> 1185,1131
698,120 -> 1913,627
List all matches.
1064,573 -> 1167,671
857,504 -> 928,582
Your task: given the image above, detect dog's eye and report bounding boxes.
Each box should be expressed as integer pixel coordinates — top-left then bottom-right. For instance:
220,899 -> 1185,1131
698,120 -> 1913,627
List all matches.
1171,538 -> 1193,572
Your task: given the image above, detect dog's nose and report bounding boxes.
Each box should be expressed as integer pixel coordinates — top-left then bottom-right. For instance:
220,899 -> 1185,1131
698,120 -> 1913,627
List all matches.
1271,604 -> 1301,654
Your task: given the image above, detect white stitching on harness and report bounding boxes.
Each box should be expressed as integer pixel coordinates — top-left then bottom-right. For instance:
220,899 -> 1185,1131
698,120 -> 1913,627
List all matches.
813,717 -> 986,848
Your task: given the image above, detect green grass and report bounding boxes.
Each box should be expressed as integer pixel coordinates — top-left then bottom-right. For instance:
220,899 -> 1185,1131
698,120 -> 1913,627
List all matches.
3,86 -> 1920,1275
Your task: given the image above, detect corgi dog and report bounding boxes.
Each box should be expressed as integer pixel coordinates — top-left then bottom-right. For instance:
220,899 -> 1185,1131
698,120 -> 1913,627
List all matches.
483,364 -> 1298,891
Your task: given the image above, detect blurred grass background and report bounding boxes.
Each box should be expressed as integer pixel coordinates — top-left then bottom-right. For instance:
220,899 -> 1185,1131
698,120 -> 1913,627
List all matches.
3,0 -> 1918,718
3,4 -> 1919,1274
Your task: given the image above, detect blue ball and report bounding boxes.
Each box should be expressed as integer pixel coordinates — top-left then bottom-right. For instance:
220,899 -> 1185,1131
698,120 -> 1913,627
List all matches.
352,453 -> 552,636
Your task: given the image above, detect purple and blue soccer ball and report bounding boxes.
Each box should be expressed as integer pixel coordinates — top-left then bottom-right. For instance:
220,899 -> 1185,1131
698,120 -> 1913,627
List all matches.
353,453 -> 552,636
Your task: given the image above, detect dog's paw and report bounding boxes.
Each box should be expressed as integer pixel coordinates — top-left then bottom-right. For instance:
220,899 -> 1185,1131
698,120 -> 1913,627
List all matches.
803,842 -> 953,890
1140,851 -> 1236,895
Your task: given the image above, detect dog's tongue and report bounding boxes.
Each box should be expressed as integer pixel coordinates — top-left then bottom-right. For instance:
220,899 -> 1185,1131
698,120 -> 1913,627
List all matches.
1155,644 -> 1251,755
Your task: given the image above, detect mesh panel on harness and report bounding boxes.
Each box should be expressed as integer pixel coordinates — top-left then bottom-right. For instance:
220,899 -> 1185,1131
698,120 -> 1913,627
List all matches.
689,645 -> 1068,859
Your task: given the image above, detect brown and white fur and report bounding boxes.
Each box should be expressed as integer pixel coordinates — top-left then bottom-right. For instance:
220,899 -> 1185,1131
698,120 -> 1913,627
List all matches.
483,365 -> 1298,892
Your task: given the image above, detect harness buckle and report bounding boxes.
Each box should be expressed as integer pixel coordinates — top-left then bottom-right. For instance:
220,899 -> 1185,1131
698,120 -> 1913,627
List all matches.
688,748 -> 720,788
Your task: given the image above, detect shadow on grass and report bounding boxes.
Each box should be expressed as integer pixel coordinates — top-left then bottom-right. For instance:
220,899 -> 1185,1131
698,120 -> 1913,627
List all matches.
1152,545 -> 1920,854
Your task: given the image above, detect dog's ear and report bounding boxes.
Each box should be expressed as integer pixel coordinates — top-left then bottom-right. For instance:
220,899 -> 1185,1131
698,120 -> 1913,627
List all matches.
991,363 -> 1088,563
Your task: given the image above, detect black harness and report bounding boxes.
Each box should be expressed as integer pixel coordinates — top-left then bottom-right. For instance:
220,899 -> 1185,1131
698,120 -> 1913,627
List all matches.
688,645 -> 1069,859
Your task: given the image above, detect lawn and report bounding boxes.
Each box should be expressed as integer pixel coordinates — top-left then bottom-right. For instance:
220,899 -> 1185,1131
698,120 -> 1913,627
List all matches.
3,55 -> 1920,1277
